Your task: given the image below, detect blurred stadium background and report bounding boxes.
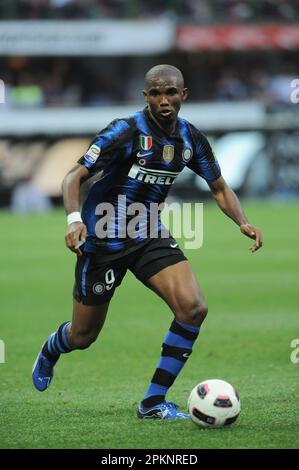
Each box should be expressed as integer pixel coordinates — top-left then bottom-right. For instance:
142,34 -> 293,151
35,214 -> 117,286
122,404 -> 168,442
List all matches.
1,0 -> 299,450
0,0 -> 299,207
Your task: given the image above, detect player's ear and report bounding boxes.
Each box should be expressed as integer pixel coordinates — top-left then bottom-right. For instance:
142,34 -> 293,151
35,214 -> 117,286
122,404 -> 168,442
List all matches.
143,90 -> 149,102
181,88 -> 188,102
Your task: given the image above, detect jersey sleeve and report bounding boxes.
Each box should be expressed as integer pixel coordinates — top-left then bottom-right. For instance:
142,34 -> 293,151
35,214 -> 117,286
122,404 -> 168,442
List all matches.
187,127 -> 221,182
78,118 -> 135,174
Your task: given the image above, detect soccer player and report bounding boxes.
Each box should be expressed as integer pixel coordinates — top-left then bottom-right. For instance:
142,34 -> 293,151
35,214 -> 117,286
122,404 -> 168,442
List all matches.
32,65 -> 262,419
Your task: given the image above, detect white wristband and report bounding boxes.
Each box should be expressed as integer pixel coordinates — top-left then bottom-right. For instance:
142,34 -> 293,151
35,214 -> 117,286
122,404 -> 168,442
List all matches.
67,212 -> 82,225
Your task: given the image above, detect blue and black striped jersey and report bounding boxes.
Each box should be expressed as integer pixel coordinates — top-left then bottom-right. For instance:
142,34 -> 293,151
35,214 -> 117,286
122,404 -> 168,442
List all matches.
78,107 -> 221,255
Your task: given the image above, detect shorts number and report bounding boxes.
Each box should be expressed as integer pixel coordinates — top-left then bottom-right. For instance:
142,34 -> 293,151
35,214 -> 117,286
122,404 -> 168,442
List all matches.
105,268 -> 115,291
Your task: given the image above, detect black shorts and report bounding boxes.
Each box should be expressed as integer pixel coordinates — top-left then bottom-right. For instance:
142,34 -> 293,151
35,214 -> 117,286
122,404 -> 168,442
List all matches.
73,236 -> 187,305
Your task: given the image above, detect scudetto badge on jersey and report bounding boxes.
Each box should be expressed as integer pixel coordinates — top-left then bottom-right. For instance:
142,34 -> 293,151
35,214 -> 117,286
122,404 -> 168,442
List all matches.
84,144 -> 101,165
163,145 -> 174,163
140,135 -> 152,151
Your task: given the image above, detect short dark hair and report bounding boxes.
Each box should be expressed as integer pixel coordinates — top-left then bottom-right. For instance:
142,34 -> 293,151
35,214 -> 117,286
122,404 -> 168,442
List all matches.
144,64 -> 184,90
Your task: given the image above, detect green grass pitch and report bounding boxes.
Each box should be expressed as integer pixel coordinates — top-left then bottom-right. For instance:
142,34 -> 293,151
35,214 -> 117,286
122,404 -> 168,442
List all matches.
0,201 -> 298,449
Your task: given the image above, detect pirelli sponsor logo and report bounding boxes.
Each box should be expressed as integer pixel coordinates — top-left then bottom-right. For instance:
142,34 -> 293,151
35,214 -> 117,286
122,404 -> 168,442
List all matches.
128,163 -> 179,185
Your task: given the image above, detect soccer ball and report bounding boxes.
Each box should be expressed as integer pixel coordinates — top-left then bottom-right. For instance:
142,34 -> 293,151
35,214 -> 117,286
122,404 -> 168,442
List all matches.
187,379 -> 240,428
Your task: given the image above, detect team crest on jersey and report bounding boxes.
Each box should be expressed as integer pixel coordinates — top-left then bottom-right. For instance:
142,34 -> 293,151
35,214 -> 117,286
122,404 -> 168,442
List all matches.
163,145 -> 174,163
85,144 -> 101,164
182,147 -> 193,162
140,135 -> 152,150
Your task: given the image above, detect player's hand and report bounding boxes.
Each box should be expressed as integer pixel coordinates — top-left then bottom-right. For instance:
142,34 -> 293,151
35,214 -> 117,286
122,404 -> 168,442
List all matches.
240,224 -> 263,253
65,222 -> 87,256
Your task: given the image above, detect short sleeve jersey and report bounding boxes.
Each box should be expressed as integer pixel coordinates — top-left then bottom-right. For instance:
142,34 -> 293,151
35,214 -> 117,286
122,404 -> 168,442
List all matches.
78,107 -> 221,255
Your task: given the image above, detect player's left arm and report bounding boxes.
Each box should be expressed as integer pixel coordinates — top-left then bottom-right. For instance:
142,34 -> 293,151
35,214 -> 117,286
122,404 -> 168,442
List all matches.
208,175 -> 263,253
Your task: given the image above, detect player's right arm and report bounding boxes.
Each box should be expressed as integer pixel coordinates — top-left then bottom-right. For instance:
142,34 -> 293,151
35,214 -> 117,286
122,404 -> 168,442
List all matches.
62,164 -> 89,256
64,118 -> 135,255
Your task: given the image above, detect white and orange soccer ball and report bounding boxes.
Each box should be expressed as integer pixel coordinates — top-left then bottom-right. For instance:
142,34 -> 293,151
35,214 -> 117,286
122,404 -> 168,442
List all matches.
187,379 -> 241,428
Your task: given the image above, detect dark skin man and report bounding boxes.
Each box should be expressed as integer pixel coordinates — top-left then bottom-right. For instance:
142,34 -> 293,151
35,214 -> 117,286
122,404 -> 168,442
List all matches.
33,65 -> 262,420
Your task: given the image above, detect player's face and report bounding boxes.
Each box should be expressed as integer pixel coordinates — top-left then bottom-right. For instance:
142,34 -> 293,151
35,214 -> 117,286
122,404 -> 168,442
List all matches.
143,76 -> 188,127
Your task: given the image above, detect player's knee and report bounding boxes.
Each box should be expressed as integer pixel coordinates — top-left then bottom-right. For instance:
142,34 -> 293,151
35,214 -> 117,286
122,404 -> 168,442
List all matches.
70,330 -> 98,350
176,299 -> 208,327
197,303 -> 208,323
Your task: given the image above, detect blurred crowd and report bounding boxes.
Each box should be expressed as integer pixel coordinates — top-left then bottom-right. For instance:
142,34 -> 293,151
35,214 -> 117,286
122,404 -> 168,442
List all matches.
0,0 -> 299,22
0,54 -> 298,109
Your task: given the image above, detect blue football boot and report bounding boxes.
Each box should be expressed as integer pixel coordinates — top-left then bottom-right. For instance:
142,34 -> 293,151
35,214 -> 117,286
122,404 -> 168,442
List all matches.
32,347 -> 57,392
137,401 -> 190,419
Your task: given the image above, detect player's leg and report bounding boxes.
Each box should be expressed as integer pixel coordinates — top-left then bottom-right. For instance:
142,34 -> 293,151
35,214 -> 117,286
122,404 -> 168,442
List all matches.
134,255 -> 207,419
145,260 -> 207,327
67,299 -> 109,349
32,251 -> 126,391
32,300 -> 109,392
